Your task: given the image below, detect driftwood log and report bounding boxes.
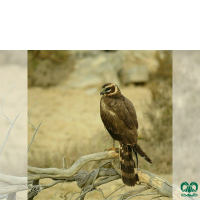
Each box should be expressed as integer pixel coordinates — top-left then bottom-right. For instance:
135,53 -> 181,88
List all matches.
28,151 -> 172,200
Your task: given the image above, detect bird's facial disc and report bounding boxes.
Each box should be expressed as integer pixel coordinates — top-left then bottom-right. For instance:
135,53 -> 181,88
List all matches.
100,83 -> 120,96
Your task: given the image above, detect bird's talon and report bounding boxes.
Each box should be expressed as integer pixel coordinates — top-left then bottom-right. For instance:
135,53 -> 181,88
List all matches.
104,147 -> 119,153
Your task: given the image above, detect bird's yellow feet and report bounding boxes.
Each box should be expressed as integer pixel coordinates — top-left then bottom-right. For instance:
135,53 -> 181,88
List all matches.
104,147 -> 119,153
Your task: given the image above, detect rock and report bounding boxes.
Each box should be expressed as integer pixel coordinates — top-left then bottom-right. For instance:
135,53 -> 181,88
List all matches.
68,73 -> 102,89
119,66 -> 149,84
119,50 -> 158,72
28,50 -> 160,88
65,51 -> 123,89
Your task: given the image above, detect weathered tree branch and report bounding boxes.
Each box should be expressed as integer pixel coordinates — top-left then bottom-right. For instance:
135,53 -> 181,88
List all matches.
28,151 -> 118,179
0,173 -> 27,185
117,185 -> 150,200
0,85 -> 20,157
28,151 -> 172,199
0,185 -> 27,195
28,101 -> 42,153
112,158 -> 172,198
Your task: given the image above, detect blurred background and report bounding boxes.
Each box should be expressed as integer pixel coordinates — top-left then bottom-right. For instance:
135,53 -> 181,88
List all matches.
28,50 -> 172,199
173,51 -> 200,196
0,50 -> 27,199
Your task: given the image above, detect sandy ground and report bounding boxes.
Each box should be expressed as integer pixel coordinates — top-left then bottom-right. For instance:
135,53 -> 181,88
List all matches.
0,65 -> 27,199
28,85 -> 152,153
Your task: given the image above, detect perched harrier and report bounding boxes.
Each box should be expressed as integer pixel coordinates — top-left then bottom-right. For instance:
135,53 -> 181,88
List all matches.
100,83 -> 152,186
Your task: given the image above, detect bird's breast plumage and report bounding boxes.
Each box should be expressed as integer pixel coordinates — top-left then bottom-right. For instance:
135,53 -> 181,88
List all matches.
100,97 -> 117,117
100,96 -> 137,145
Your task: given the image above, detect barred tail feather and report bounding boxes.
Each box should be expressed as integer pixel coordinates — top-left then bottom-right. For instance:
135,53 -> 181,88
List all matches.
120,143 -> 139,186
132,144 -> 152,164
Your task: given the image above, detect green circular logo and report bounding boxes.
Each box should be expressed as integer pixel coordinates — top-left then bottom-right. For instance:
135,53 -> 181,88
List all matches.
181,182 -> 198,197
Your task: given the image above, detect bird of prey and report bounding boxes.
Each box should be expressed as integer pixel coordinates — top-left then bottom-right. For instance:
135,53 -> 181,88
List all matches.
100,83 -> 152,186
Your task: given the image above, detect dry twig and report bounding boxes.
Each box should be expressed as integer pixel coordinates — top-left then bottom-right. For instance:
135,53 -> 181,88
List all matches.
28,102 -> 42,152
0,85 -> 20,157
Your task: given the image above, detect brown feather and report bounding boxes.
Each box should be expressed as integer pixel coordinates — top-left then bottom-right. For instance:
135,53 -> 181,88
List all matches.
124,97 -> 139,129
120,143 -> 139,186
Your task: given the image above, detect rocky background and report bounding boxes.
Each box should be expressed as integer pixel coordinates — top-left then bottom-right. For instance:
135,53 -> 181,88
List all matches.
28,50 -> 158,88
28,50 -> 172,200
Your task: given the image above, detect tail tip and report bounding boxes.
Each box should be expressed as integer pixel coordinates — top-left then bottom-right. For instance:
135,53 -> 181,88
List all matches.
143,156 -> 152,164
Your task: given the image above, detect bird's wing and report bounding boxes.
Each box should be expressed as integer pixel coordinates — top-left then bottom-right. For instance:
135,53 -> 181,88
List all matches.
123,97 -> 138,129
107,97 -> 138,130
100,97 -> 138,144
105,97 -> 137,131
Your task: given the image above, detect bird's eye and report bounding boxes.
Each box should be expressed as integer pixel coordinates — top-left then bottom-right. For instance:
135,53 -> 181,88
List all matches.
105,88 -> 111,92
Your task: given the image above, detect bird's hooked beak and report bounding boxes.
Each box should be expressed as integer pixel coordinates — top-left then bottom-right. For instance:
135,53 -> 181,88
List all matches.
100,88 -> 106,95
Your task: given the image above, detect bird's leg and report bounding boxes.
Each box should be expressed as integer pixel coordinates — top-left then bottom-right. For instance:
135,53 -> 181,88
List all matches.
113,139 -> 115,148
104,139 -> 119,153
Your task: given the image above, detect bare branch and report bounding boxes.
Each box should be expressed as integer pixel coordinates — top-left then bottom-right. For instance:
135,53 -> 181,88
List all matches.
95,188 -> 106,199
151,195 -> 163,200
125,192 -> 159,200
28,173 -> 76,181
66,192 -> 80,200
28,151 -> 118,179
51,179 -> 67,200
74,175 -> 120,200
0,185 -> 27,195
112,159 -> 172,198
28,151 -> 172,200
63,156 -> 67,169
41,180 -> 64,190
117,185 -> 150,200
0,172 -> 27,185
106,185 -> 125,199
28,102 -> 42,152
28,101 -> 39,129
91,161 -> 111,188
0,85 -> 20,157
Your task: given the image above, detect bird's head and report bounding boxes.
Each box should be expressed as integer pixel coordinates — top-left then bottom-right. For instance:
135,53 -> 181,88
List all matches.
100,83 -> 121,97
